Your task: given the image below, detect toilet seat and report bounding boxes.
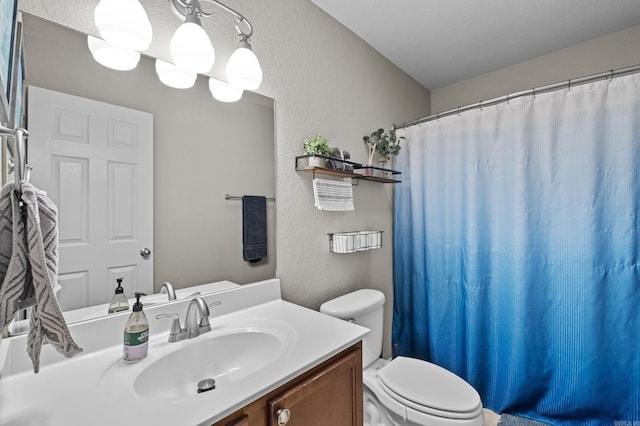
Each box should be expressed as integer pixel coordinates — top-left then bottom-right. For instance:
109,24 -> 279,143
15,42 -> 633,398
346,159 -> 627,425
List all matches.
376,357 -> 483,420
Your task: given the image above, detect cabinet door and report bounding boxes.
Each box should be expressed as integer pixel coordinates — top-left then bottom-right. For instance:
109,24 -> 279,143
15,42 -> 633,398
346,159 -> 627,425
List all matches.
267,349 -> 362,426
224,415 -> 249,426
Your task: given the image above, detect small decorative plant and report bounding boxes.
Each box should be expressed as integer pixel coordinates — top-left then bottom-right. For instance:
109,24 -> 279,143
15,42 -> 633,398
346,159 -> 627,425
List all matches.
363,128 -> 405,165
303,134 -> 332,157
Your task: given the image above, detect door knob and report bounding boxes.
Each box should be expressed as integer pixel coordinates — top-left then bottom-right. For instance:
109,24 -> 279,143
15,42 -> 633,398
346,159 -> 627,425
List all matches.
140,248 -> 151,259
276,408 -> 291,425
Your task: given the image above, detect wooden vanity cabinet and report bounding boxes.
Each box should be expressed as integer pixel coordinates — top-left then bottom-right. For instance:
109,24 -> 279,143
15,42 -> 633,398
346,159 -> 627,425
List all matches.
212,342 -> 363,426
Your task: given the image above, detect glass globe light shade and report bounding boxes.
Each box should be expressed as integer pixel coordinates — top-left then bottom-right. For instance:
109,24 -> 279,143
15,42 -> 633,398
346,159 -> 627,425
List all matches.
226,45 -> 262,90
208,78 -> 243,103
155,59 -> 197,89
87,36 -> 140,71
170,22 -> 215,74
94,0 -> 152,51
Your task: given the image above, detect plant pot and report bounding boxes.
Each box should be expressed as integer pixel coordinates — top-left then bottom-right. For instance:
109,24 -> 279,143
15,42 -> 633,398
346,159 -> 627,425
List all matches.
377,157 -> 392,177
307,155 -> 326,168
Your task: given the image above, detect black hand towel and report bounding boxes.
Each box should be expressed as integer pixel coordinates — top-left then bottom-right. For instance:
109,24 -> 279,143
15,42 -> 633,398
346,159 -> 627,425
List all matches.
242,196 -> 267,263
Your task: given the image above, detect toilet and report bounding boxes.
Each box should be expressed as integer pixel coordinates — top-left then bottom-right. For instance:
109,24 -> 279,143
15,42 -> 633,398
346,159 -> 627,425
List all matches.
320,289 -> 484,426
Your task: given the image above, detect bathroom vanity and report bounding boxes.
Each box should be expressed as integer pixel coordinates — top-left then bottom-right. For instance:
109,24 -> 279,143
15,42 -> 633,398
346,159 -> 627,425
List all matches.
0,279 -> 367,426
213,342 -> 362,426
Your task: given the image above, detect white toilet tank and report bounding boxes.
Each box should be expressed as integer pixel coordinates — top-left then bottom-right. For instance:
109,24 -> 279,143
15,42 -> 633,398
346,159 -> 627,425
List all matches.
320,289 -> 385,368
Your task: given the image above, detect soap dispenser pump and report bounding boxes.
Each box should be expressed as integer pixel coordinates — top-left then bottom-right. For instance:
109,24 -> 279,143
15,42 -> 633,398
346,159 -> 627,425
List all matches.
123,292 -> 149,362
108,277 -> 129,314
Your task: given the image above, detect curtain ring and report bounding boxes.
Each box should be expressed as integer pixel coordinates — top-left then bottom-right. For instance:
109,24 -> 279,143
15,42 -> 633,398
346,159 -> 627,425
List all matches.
532,88 -> 536,98
457,107 -> 461,116
436,113 -> 440,122
568,79 -> 571,91
479,101 -> 484,112
609,70 -> 615,82
506,94 -> 510,105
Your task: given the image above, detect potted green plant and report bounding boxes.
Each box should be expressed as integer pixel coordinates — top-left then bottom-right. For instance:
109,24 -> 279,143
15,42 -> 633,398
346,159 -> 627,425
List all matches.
303,134 -> 332,168
363,128 -> 405,175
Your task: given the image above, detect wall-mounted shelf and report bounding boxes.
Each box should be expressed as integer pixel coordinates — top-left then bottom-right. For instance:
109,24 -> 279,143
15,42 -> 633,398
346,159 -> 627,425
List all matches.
329,231 -> 383,253
295,155 -> 401,183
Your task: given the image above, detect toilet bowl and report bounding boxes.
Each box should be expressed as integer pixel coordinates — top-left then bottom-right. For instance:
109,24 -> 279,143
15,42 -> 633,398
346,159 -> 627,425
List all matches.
320,289 -> 483,426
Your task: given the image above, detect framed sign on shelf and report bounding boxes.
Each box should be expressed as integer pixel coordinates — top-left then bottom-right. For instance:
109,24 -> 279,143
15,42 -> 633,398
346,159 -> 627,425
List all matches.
0,0 -> 18,124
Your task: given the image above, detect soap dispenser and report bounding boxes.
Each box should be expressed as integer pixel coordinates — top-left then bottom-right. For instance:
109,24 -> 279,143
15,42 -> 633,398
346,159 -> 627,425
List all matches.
108,277 -> 129,314
123,292 -> 149,362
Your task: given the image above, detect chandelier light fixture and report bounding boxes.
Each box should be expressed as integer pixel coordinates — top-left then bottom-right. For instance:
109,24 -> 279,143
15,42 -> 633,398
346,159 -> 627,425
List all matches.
208,77 -> 243,102
155,59 -> 198,89
94,0 -> 152,52
90,0 -> 151,70
226,34 -> 262,90
169,0 -> 263,90
87,36 -> 141,71
89,0 -> 263,102
169,1 -> 215,74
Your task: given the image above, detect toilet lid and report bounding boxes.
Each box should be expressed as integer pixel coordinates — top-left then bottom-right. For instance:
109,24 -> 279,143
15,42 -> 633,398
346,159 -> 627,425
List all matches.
377,357 -> 481,415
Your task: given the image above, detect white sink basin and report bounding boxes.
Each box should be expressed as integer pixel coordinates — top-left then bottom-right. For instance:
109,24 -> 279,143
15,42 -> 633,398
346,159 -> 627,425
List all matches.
135,329 -> 285,399
99,317 -> 297,401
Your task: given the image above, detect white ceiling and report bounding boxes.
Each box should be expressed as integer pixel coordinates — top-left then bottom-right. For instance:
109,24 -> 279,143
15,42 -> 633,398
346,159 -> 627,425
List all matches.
309,0 -> 640,90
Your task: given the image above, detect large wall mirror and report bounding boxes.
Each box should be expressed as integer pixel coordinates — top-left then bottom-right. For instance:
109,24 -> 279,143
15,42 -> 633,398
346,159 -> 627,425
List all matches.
4,13 -> 276,331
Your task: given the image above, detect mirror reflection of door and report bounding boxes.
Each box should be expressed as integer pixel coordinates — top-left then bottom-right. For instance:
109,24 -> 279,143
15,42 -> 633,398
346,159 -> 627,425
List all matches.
28,86 -> 153,310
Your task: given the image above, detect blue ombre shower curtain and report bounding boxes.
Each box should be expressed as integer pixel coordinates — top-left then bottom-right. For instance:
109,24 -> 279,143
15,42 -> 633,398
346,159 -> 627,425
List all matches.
393,73 -> 640,425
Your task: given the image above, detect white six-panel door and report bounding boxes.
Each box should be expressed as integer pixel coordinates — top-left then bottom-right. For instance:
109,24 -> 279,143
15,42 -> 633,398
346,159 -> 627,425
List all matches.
28,86 -> 153,311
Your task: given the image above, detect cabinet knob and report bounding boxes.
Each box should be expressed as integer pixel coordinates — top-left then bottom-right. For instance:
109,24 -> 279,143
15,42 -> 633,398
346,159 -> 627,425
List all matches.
276,408 -> 291,425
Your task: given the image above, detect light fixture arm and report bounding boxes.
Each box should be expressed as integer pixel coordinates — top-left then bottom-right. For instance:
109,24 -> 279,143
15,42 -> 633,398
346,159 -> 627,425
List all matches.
169,0 -> 254,39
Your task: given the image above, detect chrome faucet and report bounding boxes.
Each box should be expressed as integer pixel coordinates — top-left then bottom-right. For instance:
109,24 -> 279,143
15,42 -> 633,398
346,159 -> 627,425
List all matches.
160,281 -> 177,301
185,297 -> 211,338
156,297 -> 221,342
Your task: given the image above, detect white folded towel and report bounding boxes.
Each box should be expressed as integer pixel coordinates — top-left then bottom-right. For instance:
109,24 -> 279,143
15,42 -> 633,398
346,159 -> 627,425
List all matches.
313,178 -> 354,211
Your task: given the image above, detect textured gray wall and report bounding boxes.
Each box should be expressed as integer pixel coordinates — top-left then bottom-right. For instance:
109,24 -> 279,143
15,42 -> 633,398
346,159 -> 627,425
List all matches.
20,0 -> 432,356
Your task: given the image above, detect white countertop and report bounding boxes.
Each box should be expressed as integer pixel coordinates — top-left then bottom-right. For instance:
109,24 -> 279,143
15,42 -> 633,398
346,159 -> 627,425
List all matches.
0,280 -> 368,426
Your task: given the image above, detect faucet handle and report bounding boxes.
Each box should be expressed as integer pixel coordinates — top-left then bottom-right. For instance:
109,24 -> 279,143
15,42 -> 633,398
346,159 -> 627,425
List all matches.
199,317 -> 211,330
199,301 -> 222,329
199,302 -> 211,329
156,313 -> 183,342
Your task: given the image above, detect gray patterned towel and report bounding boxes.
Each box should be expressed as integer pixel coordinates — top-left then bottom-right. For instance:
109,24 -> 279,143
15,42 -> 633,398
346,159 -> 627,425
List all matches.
0,184 -> 26,328
0,182 -> 82,372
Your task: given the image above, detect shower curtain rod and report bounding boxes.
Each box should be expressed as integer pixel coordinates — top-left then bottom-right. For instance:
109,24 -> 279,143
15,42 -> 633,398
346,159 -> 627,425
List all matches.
394,64 -> 640,130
